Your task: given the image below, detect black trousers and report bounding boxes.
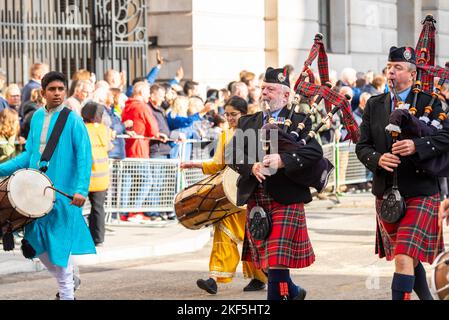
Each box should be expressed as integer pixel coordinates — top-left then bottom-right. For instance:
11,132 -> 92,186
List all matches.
88,190 -> 107,245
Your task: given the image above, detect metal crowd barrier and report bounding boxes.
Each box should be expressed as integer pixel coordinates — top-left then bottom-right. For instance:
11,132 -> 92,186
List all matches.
322,141 -> 371,190
105,158 -> 181,213
0,139 -> 370,223
336,142 -> 371,186
87,141 -> 370,217
322,143 -> 336,188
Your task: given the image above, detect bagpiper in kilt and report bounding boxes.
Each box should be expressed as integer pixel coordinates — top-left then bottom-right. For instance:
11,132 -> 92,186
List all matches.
228,67 -> 324,300
356,46 -> 449,300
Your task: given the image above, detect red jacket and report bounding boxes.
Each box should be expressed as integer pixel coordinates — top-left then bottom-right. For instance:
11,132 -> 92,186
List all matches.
121,98 -> 159,158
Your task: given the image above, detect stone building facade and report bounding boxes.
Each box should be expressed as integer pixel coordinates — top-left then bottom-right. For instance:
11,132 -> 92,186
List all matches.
148,0 -> 449,88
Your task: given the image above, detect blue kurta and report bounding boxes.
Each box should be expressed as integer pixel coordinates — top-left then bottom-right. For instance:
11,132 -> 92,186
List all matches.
0,106 -> 96,267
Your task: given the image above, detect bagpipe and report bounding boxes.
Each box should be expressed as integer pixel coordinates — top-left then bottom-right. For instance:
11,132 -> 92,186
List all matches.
388,15 -> 443,135
380,82 -> 406,223
386,14 -> 449,176
260,33 -> 360,193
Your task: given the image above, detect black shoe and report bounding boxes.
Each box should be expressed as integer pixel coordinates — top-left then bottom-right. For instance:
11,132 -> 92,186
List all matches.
196,278 -> 217,294
292,287 -> 307,300
54,294 -> 76,300
243,279 -> 266,292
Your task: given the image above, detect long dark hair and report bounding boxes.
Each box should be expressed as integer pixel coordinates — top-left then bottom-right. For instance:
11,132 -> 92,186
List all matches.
225,96 -> 248,115
81,101 -> 105,123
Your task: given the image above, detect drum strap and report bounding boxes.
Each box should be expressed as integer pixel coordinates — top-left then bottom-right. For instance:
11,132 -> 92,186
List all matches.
39,108 -> 72,173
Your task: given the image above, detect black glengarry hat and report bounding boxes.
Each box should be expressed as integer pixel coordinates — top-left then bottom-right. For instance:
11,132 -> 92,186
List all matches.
388,46 -> 416,64
263,67 -> 290,88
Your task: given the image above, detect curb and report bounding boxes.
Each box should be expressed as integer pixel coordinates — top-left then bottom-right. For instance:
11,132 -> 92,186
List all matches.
74,228 -> 211,266
0,226 -> 211,275
0,256 -> 46,276
307,198 -> 374,209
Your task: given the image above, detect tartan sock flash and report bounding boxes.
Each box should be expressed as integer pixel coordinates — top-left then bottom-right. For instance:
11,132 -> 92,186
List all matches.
267,269 -> 300,300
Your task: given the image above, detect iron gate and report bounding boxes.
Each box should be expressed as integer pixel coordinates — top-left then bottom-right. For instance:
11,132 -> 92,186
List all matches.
0,0 -> 148,86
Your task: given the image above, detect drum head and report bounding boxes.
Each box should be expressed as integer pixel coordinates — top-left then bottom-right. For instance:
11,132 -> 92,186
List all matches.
174,170 -> 242,230
222,167 -> 246,209
430,251 -> 449,300
7,169 -> 55,218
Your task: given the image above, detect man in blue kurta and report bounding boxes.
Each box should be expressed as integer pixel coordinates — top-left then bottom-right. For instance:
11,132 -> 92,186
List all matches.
0,71 -> 96,300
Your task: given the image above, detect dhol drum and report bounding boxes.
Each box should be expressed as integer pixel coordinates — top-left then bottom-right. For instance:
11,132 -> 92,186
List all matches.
0,169 -> 55,233
222,167 -> 246,209
430,250 -> 449,300
175,167 -> 242,230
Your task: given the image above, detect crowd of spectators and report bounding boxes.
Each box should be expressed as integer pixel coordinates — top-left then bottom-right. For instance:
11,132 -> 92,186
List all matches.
3,51 -> 449,224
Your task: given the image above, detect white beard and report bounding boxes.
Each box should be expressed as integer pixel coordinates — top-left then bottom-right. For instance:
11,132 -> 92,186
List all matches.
268,97 -> 285,112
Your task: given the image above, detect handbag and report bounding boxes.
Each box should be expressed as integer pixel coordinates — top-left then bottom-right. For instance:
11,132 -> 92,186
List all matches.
248,203 -> 272,241
380,167 -> 406,224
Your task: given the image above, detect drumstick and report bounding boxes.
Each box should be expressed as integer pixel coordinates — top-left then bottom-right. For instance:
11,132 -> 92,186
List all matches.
44,186 -> 74,201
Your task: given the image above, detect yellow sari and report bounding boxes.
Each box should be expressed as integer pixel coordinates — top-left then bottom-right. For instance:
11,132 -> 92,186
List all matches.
202,128 -> 267,283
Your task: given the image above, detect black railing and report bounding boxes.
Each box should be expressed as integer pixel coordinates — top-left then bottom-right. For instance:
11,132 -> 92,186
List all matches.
0,0 -> 148,86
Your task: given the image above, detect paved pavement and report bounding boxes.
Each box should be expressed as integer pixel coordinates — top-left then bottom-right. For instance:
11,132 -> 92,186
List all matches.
0,190 -> 442,280
0,191 -> 447,300
0,191 -> 373,276
0,218 -> 211,275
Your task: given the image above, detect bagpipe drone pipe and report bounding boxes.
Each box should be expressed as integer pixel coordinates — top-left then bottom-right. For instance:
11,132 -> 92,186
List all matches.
386,66 -> 449,177
260,33 -> 360,193
385,14 -> 449,176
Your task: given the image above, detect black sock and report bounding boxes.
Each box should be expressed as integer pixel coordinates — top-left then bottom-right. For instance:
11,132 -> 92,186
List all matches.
288,277 -> 299,298
391,272 -> 415,300
267,269 -> 300,300
413,262 -> 433,300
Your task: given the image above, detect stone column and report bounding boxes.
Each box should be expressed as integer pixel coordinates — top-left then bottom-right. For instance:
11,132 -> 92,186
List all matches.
397,0 -> 420,47
277,0 -> 320,69
346,0 -> 397,74
147,0 -> 265,90
265,0 -> 279,68
422,0 -> 449,65
147,0 -> 194,83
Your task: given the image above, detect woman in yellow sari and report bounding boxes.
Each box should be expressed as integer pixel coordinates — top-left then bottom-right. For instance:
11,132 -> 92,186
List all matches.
181,96 -> 267,295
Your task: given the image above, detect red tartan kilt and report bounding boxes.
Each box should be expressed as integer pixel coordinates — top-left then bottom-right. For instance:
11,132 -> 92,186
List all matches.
242,186 -> 315,269
375,194 -> 444,264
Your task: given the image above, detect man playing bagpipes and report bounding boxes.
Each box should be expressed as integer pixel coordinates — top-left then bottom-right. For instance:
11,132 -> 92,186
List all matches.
356,42 -> 449,299
226,66 -> 322,300
225,32 -> 360,300
384,15 -> 449,178
387,59 -> 449,177
180,96 -> 268,295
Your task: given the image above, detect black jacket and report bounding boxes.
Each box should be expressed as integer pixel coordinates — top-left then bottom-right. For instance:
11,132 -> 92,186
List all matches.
227,106 -> 324,206
20,101 -> 40,139
149,102 -> 172,157
356,90 -> 449,198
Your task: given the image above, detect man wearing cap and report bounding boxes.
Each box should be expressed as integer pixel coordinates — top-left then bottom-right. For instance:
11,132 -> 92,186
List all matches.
227,67 -> 324,300
356,46 -> 449,300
